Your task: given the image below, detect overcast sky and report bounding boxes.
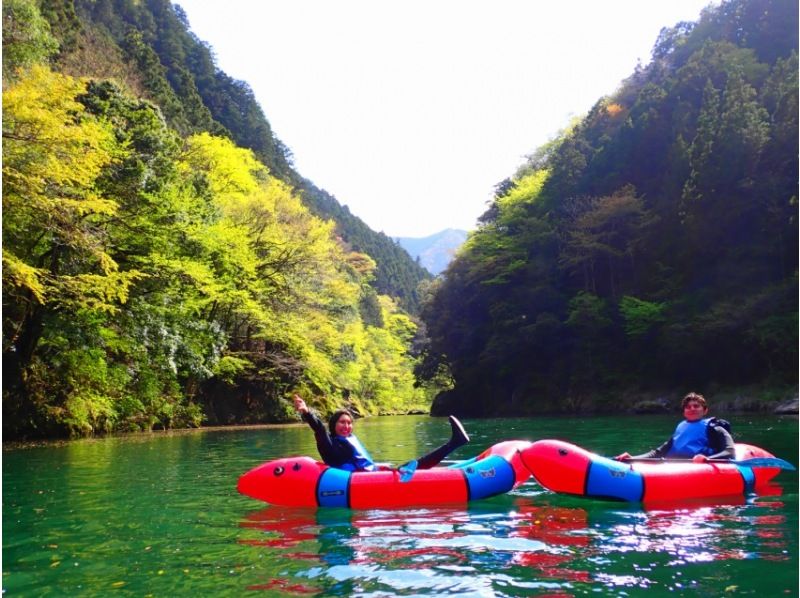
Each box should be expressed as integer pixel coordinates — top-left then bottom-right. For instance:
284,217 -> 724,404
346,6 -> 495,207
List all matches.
177,0 -> 714,238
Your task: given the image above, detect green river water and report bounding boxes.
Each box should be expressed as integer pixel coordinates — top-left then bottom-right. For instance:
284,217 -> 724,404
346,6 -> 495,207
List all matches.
3,414 -> 798,596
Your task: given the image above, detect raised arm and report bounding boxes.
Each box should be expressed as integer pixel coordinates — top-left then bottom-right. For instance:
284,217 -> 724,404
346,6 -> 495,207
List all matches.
292,394 -> 352,467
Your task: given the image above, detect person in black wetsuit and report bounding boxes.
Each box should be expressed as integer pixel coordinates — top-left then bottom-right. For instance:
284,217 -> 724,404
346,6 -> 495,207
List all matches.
292,394 -> 470,471
615,392 -> 735,463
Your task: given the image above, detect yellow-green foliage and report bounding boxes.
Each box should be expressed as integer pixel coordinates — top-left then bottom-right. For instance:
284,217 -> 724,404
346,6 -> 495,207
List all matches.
2,0 -> 59,80
176,132 -> 426,415
2,253 -> 46,303
3,66 -> 130,301
3,66 -> 429,437
458,170 -> 551,287
354,296 -> 425,413
496,170 -> 549,216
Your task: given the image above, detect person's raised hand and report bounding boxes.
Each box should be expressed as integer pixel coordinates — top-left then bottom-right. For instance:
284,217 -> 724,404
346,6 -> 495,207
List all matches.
293,394 -> 308,414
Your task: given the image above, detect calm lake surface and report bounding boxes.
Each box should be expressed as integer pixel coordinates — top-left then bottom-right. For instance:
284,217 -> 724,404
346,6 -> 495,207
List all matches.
3,414 -> 798,597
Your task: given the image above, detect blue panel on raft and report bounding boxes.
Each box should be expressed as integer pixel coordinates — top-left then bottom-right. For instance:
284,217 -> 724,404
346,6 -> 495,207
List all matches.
317,467 -> 351,508
586,458 -> 644,501
463,455 -> 515,500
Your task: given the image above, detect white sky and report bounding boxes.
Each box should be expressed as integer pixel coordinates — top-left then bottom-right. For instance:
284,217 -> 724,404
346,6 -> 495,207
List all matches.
176,0 -> 714,238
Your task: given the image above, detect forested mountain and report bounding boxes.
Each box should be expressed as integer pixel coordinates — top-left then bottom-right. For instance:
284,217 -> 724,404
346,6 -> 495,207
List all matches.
421,0 -> 798,416
35,0 -> 430,313
2,0 -> 438,439
301,181 -> 431,311
396,229 -> 469,275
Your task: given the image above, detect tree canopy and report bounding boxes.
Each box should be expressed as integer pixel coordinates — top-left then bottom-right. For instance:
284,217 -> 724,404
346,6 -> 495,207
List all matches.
2,1 -> 435,438
45,0 -> 430,313
422,0 -> 798,416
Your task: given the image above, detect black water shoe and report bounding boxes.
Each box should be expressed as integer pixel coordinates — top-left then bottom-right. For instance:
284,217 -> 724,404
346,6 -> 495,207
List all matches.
448,415 -> 470,447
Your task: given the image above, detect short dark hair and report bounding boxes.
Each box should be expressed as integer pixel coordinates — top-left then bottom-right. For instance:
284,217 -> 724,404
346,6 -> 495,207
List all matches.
681,392 -> 708,409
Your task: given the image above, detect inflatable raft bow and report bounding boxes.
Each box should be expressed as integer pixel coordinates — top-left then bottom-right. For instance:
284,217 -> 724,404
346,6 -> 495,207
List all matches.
238,440 -> 533,509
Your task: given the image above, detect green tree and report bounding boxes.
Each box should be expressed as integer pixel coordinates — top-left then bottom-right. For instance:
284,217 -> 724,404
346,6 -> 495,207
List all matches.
2,0 -> 59,80
421,0 -> 797,414
560,186 -> 653,298
2,66 -> 142,434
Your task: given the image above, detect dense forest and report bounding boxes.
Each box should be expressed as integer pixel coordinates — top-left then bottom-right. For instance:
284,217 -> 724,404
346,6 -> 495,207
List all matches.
39,0 -> 431,313
422,0 -> 798,416
3,0 -> 797,439
2,0 -> 438,439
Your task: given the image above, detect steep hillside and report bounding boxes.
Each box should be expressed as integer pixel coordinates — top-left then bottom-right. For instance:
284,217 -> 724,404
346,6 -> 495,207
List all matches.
2,0 -> 439,439
41,0 -> 429,312
301,181 -> 431,311
422,0 -> 798,416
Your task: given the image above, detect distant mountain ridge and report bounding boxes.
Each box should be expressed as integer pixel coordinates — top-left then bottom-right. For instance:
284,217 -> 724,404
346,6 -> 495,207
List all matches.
395,229 -> 469,275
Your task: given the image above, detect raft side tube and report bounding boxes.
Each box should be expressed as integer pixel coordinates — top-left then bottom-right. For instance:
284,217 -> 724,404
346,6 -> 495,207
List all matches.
238,440 -> 532,509
636,443 -> 781,501
454,440 -> 534,488
348,469 -> 469,509
520,439 -> 594,496
735,443 -> 781,487
636,461 -> 746,501
519,440 -> 786,503
347,440 -> 533,508
317,467 -> 352,508
462,455 -> 516,500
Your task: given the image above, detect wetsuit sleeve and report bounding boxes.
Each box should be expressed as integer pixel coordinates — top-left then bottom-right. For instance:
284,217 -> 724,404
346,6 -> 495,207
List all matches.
301,409 -> 326,436
301,411 -> 353,466
632,438 -> 672,459
707,424 -> 736,460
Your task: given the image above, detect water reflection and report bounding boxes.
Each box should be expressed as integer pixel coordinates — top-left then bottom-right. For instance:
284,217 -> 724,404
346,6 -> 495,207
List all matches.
237,485 -> 791,596
597,484 -> 789,565
239,500 -> 584,594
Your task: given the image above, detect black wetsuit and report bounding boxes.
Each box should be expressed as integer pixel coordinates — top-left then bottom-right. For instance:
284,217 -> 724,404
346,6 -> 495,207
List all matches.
301,410 -> 363,469
300,411 -> 470,471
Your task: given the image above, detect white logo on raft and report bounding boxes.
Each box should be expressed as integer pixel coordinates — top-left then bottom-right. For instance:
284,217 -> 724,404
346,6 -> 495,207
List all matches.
479,468 -> 496,479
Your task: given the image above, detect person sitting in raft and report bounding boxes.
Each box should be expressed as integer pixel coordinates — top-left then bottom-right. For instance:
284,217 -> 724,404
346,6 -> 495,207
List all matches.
615,392 -> 735,463
292,394 -> 470,471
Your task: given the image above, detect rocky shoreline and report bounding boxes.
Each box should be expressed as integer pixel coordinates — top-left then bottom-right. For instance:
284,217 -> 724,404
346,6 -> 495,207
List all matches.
628,394 -> 798,415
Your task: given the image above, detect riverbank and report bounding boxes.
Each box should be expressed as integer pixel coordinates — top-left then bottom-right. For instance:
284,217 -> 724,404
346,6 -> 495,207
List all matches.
1,422 -> 306,450
5,386 -> 796,446
619,387 -> 799,415
431,383 -> 799,417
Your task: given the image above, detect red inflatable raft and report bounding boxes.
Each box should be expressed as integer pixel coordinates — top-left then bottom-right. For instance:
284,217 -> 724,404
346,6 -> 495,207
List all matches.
520,439 -> 784,503
238,440 -> 533,509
